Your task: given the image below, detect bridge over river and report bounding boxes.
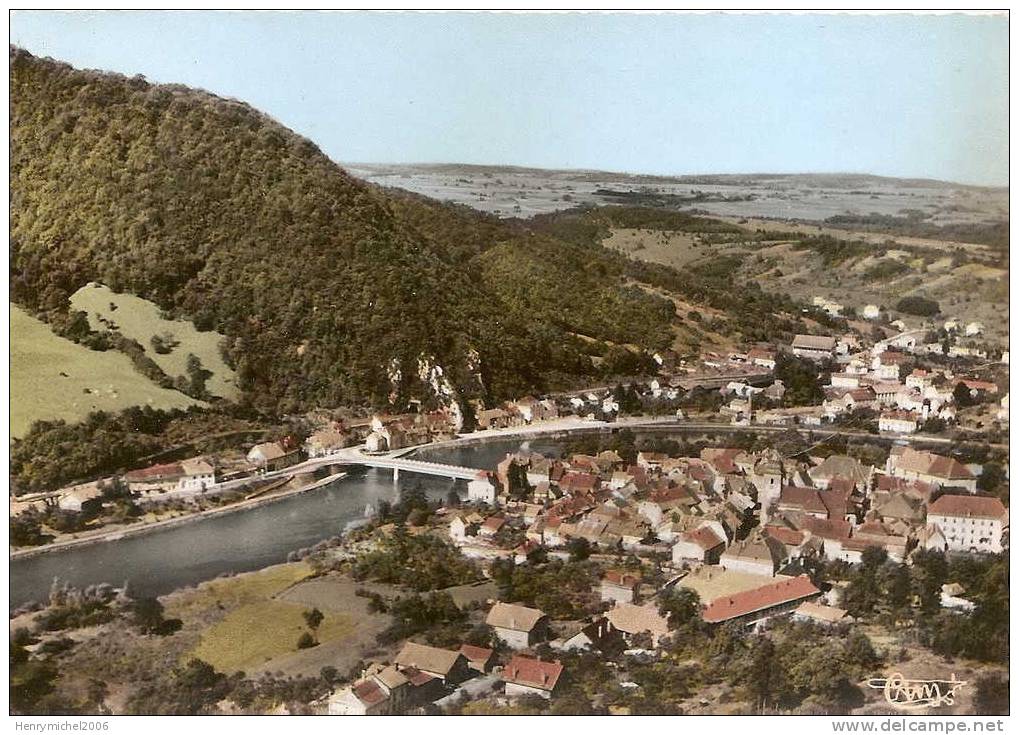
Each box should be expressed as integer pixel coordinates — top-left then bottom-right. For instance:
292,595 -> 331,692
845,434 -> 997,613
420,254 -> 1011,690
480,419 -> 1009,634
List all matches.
306,445 -> 484,483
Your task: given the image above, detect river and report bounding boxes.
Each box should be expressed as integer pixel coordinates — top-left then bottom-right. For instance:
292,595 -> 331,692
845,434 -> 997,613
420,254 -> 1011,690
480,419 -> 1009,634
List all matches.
9,437 -> 566,609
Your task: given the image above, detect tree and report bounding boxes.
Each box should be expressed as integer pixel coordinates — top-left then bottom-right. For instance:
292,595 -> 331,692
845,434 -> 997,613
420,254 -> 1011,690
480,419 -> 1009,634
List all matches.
895,296 -> 940,316
566,537 -> 591,562
657,587 -> 702,632
954,382 -> 975,408
743,637 -> 779,709
296,632 -> 316,649
303,607 -> 324,633
132,597 -> 167,635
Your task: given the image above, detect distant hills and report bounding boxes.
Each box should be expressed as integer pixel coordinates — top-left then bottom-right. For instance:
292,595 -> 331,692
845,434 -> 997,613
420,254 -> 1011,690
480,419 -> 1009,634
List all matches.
347,163 -> 1005,192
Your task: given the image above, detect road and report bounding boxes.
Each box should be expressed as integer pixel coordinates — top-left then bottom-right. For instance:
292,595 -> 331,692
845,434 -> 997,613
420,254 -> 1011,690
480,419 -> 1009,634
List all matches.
267,415 -> 1005,485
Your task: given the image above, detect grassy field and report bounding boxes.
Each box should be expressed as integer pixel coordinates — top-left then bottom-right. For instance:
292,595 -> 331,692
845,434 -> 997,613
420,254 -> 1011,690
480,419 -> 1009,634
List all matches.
69,283 -> 239,400
10,304 -> 201,438
190,599 -> 357,673
164,564 -> 389,677
164,562 -> 313,621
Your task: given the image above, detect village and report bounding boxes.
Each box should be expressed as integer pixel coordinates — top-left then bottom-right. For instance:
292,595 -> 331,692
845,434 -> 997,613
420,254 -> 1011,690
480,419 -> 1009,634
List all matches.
317,426 -> 1006,713
10,296 -> 1008,552
8,294 -> 1010,715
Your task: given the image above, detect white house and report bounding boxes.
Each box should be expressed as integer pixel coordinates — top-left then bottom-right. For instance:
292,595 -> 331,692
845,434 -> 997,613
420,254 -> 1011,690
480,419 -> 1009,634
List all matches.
926,495 -> 1008,554
466,472 -> 498,505
178,457 -> 218,493
486,602 -> 548,649
862,304 -> 881,320
879,411 -> 919,435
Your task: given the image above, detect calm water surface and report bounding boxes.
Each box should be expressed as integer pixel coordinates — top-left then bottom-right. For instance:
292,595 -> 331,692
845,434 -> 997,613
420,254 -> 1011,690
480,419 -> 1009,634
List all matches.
10,437 -> 565,609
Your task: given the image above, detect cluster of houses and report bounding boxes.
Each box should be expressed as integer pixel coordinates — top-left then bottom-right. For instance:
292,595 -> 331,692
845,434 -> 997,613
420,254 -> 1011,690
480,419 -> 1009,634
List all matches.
718,330 -> 1003,435
323,437 -> 1008,712
450,442 -> 1006,593
327,604 -> 566,714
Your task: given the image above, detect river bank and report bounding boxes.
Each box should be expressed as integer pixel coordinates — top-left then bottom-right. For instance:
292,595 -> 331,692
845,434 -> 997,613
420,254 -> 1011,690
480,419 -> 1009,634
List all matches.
9,471 -> 349,562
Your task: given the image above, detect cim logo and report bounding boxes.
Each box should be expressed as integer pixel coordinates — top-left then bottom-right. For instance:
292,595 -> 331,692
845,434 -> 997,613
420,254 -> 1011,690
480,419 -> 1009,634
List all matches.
866,673 -> 967,711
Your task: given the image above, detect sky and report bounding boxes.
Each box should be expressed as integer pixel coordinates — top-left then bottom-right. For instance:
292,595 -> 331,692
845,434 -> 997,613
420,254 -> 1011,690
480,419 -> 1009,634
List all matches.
9,11 -> 1010,186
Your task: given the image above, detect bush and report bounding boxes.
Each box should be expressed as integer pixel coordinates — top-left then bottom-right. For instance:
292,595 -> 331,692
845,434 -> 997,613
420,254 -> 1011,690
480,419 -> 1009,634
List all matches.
296,632 -> 316,649
895,296 -> 940,316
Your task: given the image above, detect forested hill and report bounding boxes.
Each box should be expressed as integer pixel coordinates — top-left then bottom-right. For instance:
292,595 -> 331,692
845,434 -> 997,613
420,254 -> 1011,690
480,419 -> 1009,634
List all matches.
11,47 -> 698,414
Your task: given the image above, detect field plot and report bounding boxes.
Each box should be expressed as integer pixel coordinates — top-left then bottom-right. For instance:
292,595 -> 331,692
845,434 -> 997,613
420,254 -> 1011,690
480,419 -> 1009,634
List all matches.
166,565 -> 392,677
10,304 -> 201,438
70,283 -> 239,400
190,599 -> 356,673
602,228 -> 709,270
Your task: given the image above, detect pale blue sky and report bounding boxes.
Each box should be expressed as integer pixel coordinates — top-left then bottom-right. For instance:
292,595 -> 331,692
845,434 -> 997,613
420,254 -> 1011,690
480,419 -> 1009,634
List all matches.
10,11 -> 1009,185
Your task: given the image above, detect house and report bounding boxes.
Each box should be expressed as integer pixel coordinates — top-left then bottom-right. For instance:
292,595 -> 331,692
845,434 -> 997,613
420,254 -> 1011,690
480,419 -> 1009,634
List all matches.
847,521 -> 909,562
476,408 -> 512,430
719,536 -> 787,577
557,617 -> 621,653
123,462 -> 185,493
940,583 -> 976,612
178,457 -> 218,493
393,641 -> 470,686
862,304 -> 881,320
304,428 -> 349,458
879,410 -> 919,435
486,602 -> 548,649
965,322 -> 984,336
466,472 -> 498,505
558,471 -> 601,496
702,575 -> 821,626
57,481 -> 104,514
830,372 -> 861,389
459,644 -> 495,674
478,515 -> 506,538
672,524 -> 727,565
600,571 -> 641,604
957,378 -> 999,397
887,447 -> 977,493
793,601 -> 851,626
327,662 -> 437,715
873,351 -> 910,381
763,380 -> 786,401
774,486 -> 849,521
808,454 -> 873,494
449,515 -> 472,544
604,603 -> 671,648
246,441 -> 299,471
502,656 -> 563,699
869,491 -> 925,529
747,347 -> 777,370
791,334 -> 837,361
327,672 -> 401,715
925,495 -> 1008,554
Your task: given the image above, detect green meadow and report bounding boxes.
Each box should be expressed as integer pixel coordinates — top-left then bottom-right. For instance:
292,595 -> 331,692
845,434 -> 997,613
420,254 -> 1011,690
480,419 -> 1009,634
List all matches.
69,283 -> 240,401
10,305 -> 202,438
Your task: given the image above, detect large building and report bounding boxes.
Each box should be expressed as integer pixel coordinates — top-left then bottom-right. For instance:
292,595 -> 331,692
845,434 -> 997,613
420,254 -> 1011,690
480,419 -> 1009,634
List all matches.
791,334 -> 837,361
925,495 -> 1008,554
886,447 -> 977,493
